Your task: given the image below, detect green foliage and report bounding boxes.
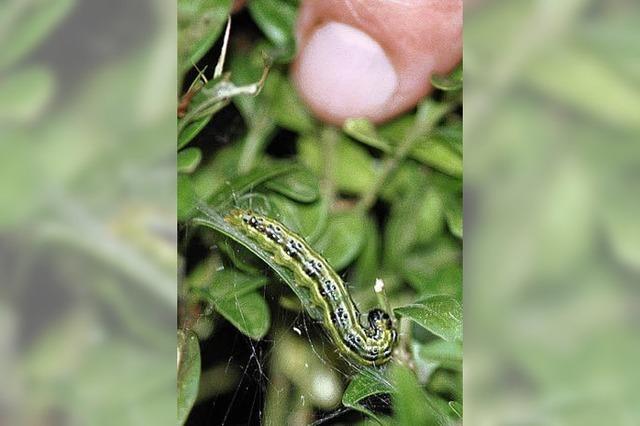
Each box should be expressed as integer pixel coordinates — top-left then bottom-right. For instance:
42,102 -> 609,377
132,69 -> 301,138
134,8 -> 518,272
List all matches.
178,0 -> 233,77
0,0 -> 76,71
431,63 -> 463,92
342,370 -> 393,423
395,296 -> 463,342
178,5 -> 462,424
2,1 -> 177,424
178,330 -> 201,425
247,0 -> 297,61
466,3 -> 640,424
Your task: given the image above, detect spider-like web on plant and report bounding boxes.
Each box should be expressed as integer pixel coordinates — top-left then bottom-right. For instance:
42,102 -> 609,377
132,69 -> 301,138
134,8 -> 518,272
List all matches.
181,195 -> 400,425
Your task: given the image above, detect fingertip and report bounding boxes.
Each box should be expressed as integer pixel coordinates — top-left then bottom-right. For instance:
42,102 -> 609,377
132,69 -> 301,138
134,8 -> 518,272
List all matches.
291,0 -> 462,125
292,22 -> 398,125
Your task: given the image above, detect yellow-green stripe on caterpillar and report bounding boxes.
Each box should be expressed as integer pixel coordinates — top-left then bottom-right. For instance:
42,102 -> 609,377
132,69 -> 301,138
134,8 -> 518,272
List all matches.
224,209 -> 397,366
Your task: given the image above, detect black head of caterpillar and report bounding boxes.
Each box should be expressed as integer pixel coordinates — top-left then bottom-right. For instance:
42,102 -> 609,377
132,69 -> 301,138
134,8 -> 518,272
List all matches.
224,209 -> 397,366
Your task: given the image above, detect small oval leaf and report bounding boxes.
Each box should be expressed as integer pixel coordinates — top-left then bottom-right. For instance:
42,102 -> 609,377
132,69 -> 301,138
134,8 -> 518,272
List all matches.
178,147 -> 202,174
394,296 -> 462,342
264,167 -> 320,203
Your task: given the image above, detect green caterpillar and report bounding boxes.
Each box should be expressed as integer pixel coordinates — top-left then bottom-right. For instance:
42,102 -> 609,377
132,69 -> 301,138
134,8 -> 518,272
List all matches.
224,209 -> 397,366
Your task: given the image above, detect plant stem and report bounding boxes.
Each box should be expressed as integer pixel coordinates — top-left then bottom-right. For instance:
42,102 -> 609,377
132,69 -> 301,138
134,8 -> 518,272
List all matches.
238,125 -> 266,174
356,100 -> 455,212
374,278 -> 396,323
320,126 -> 339,206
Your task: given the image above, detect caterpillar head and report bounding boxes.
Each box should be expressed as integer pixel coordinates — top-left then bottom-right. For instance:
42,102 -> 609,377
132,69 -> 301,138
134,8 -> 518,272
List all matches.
367,308 -> 393,332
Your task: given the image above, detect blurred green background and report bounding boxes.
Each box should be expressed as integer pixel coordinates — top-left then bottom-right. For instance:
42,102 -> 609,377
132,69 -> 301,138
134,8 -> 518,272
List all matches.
0,0 -> 176,424
465,0 -> 640,424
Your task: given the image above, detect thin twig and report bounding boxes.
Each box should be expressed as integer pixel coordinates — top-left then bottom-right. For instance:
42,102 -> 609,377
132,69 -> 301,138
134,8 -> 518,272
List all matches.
356,100 -> 456,212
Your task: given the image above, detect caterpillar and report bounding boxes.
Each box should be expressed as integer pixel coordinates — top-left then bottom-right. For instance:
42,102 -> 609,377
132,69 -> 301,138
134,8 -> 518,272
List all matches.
224,209 -> 397,366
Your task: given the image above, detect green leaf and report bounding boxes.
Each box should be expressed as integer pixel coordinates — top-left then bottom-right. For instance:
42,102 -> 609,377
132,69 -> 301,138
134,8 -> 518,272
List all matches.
436,123 -> 463,155
178,174 -> 198,222
193,269 -> 270,340
394,296 -> 463,342
379,115 -> 414,144
178,147 -> 202,174
431,64 -> 463,91
208,163 -> 299,208
415,187 -> 445,245
271,78 -> 315,133
0,67 -> 54,123
194,269 -> 268,300
0,0 -> 75,71
191,145 -> 241,199
410,265 -> 462,301
178,0 -> 233,76
229,43 -> 274,119
312,210 -> 366,270
192,206 -> 326,321
247,0 -> 297,61
400,239 -> 461,292
352,217 -> 381,291
384,174 -> 430,268
212,288 -> 270,340
298,134 -> 377,195
343,118 -> 393,152
264,167 -> 320,203
215,237 -> 264,276
443,194 -> 462,239
177,112 -> 215,150
380,162 -> 423,202
342,370 -> 393,423
268,193 -> 328,243
411,138 -> 462,177
391,364 -> 451,426
417,340 -> 463,368
178,330 -> 201,426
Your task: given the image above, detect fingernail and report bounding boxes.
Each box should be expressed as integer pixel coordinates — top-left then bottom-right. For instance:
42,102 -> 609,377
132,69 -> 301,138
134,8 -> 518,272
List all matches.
295,22 -> 398,121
